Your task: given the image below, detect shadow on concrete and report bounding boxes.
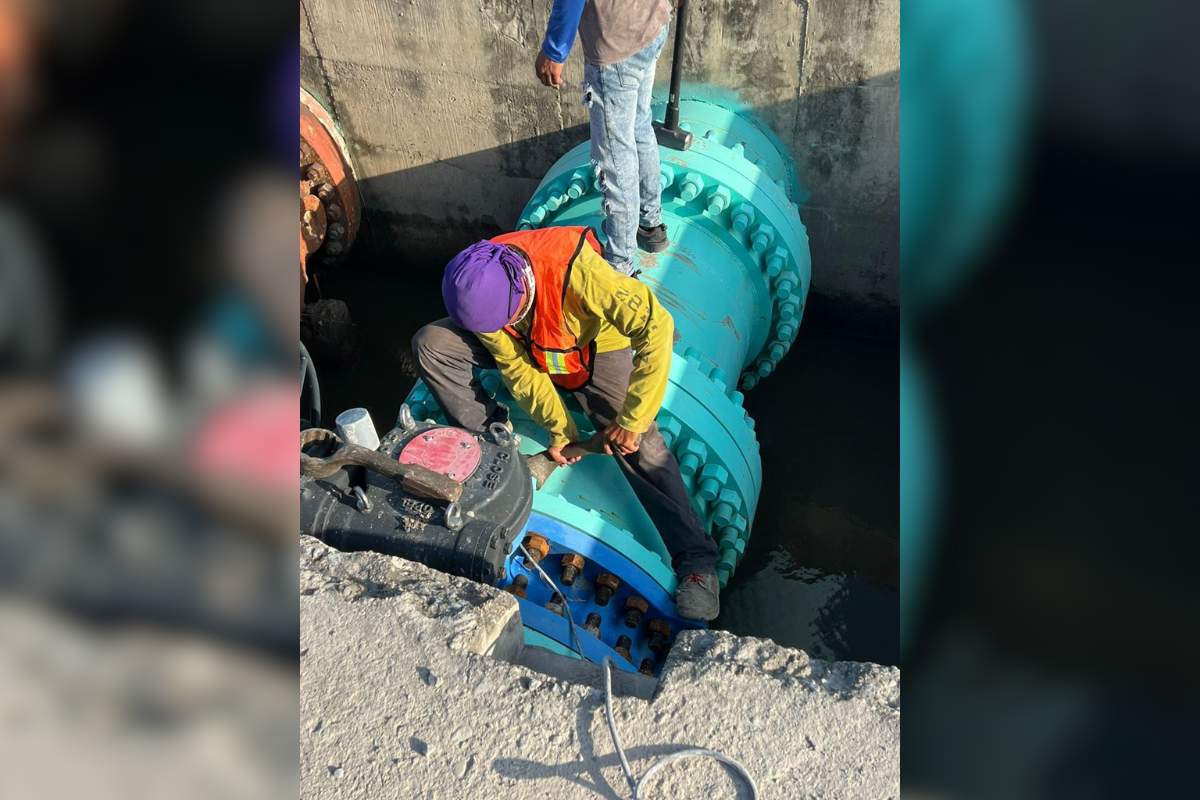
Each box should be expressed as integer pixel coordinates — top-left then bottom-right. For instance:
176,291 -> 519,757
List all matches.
487,694 -> 754,799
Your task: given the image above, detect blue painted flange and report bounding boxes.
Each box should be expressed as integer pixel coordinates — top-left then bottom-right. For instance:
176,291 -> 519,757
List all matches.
504,511 -> 704,675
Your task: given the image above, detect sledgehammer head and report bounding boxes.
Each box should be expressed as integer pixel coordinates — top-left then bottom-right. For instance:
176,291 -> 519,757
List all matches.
525,451 -> 561,491
653,121 -> 693,151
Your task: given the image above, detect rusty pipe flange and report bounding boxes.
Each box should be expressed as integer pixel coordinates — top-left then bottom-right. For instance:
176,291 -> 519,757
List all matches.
300,88 -> 360,266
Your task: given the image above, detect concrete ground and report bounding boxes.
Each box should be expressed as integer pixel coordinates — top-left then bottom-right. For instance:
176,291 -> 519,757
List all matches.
300,536 -> 900,799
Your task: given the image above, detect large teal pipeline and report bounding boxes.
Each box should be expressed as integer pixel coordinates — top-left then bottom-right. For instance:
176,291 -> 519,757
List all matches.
404,99 -> 811,667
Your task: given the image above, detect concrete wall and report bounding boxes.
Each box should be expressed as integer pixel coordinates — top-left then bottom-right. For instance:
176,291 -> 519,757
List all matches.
301,0 -> 899,335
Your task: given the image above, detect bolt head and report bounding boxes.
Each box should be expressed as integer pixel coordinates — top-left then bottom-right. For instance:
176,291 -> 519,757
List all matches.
658,164 -> 675,190
764,246 -> 788,276
706,186 -> 731,215
749,223 -> 775,253
730,203 -> 756,233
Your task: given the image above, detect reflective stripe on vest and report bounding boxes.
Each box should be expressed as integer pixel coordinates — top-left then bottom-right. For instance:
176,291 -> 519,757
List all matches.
492,226 -> 603,390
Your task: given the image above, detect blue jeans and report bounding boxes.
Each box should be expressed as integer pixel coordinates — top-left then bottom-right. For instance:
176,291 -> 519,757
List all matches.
583,24 -> 669,273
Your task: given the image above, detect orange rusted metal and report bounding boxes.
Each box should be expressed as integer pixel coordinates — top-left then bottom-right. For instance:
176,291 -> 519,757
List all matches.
522,533 -> 550,564
301,190 -> 327,263
300,88 -> 360,267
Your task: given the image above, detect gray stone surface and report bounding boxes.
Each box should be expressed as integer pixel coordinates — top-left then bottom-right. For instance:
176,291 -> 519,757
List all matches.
299,0 -> 900,333
300,536 -> 900,798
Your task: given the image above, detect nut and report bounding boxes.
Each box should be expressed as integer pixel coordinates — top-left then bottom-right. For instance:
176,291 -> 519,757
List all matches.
523,534 -> 550,564
560,553 -> 585,586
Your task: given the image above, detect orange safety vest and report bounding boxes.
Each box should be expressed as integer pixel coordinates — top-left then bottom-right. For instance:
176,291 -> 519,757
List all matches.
491,226 -> 603,390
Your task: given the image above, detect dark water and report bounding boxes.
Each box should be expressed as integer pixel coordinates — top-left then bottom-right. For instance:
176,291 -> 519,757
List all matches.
720,333 -> 900,666
311,252 -> 899,667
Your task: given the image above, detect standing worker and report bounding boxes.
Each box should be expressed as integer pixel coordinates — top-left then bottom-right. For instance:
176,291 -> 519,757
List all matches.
412,229 -> 721,620
534,0 -> 674,274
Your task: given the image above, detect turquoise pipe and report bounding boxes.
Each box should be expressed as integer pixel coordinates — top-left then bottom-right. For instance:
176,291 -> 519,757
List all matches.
405,99 -> 811,594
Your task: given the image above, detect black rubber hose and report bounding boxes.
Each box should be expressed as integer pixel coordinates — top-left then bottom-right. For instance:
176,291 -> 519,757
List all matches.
301,340 -> 321,429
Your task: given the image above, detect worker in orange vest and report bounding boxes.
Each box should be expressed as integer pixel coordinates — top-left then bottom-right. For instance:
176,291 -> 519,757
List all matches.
412,228 -> 720,620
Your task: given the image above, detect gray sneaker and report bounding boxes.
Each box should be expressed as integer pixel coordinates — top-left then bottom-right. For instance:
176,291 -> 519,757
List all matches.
675,573 -> 720,621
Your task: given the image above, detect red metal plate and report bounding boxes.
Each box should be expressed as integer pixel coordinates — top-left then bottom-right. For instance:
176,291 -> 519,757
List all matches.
397,428 -> 482,482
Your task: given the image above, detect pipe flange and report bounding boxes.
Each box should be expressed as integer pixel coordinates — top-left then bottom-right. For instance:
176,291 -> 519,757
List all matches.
301,88 -> 361,268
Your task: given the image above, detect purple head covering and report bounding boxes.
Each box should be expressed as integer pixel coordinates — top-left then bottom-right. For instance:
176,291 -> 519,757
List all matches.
442,241 -> 527,333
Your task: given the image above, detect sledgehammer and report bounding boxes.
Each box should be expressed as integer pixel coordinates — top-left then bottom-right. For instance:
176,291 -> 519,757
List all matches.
525,432 -> 611,490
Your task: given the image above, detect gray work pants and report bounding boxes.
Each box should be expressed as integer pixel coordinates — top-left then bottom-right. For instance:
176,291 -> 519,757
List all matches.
412,318 -> 718,578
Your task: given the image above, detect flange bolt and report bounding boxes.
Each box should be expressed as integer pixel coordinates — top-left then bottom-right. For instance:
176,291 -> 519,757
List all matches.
698,463 -> 729,501
567,172 -> 589,198
595,573 -> 621,606
545,187 -> 567,211
730,203 -> 756,233
713,488 -> 741,528
764,246 -> 788,277
584,613 -> 603,637
706,185 -> 731,215
504,575 -> 529,599
779,296 -> 799,320
676,438 -> 708,477
523,534 -> 550,565
638,659 -> 656,677
749,222 -> 775,254
615,635 -> 633,662
775,270 -> 799,300
624,596 -> 649,629
545,593 -> 565,616
680,172 -> 705,202
647,619 -> 672,652
560,553 -> 585,586
659,165 -> 675,191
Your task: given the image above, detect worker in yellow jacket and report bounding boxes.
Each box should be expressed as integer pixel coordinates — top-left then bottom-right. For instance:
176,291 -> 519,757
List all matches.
412,226 -> 720,620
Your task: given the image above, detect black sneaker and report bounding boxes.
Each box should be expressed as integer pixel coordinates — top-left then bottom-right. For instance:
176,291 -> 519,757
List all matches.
637,224 -> 669,253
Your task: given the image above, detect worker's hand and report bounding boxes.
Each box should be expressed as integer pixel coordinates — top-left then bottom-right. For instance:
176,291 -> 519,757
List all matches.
602,421 -> 640,456
546,444 -> 583,466
535,50 -> 565,87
